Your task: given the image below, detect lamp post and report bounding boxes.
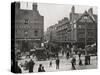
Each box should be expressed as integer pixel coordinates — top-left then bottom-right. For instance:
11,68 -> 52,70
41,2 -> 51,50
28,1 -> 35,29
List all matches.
84,15 -> 88,56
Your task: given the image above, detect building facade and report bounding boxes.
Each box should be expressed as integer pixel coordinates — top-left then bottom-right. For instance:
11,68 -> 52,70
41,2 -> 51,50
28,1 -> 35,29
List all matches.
56,17 -> 70,46
45,24 -> 57,42
70,6 -> 97,48
46,6 -> 97,48
15,2 -> 44,51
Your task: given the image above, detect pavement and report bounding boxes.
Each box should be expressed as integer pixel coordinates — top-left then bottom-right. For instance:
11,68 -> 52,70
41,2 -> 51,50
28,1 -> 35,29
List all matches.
18,54 -> 97,73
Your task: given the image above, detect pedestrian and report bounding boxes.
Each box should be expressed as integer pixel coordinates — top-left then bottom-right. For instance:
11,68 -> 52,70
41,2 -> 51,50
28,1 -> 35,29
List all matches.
15,61 -> 22,73
28,59 -> 35,73
56,52 -> 58,58
38,64 -> 42,72
56,58 -> 60,69
49,60 -> 52,67
62,48 -> 64,56
78,51 -> 81,60
79,59 -> 83,66
24,60 -> 29,70
41,66 -> 45,72
87,55 -> 91,65
66,51 -> 70,59
71,57 -> 76,70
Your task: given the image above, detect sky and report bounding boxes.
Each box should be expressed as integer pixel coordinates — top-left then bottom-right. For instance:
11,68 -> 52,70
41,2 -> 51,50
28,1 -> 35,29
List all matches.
20,2 -> 97,31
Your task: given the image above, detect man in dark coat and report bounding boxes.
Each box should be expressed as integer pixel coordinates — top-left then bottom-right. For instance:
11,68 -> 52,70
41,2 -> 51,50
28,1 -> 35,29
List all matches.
38,64 -> 42,72
71,57 -> 76,70
14,61 -> 22,73
56,58 -> 60,69
41,66 -> 45,72
28,59 -> 35,73
66,51 -> 70,59
79,59 -> 83,66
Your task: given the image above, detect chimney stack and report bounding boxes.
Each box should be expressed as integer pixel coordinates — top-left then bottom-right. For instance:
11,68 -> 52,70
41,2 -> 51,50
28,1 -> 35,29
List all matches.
88,8 -> 93,15
71,6 -> 75,13
15,2 -> 20,9
32,3 -> 37,11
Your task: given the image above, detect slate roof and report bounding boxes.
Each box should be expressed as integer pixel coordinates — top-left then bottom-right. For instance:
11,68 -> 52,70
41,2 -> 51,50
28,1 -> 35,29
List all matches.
76,11 -> 97,23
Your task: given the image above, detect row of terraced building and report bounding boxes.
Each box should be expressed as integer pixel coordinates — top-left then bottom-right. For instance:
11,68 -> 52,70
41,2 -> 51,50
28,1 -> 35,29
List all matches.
45,6 -> 97,48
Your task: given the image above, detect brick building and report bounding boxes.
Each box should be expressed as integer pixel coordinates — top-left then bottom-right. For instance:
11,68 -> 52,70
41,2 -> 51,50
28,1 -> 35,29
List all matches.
14,2 -> 44,51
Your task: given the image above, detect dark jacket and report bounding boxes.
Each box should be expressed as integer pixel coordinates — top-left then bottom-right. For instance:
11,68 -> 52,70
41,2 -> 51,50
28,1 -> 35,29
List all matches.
29,60 -> 35,72
38,67 -> 42,72
14,64 -> 22,73
71,57 -> 76,64
56,58 -> 60,65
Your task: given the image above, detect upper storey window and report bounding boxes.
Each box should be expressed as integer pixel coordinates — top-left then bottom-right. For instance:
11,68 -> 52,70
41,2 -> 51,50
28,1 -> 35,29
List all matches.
24,19 -> 29,24
34,30 -> 38,36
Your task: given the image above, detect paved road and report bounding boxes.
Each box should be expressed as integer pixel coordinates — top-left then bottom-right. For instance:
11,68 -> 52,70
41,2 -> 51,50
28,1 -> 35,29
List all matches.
18,55 -> 97,73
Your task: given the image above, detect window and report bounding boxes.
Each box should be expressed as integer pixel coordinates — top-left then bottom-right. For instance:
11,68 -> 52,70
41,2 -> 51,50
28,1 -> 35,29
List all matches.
79,25 -> 82,28
74,24 -> 76,28
24,30 -> 28,37
87,38 -> 93,41
34,30 -> 38,36
79,38 -> 85,42
83,16 -> 88,20
88,32 -> 93,36
24,19 -> 29,24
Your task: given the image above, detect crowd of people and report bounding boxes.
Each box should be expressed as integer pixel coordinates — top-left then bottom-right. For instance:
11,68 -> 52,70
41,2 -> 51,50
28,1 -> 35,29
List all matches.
14,45 -> 94,73
13,59 -> 45,73
14,57 -> 61,73
14,55 -> 84,73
